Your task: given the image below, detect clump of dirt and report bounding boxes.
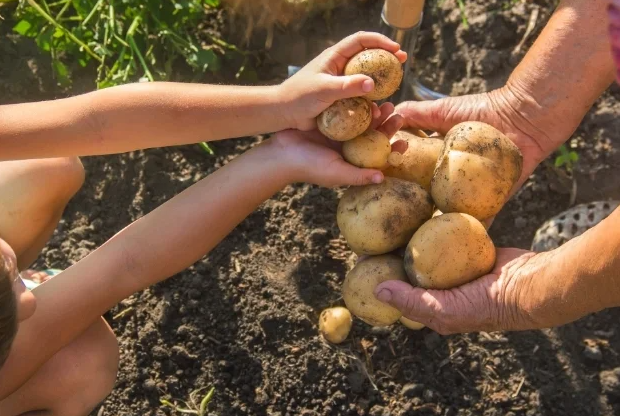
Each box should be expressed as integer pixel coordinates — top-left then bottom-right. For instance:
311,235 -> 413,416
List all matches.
1,0 -> 619,415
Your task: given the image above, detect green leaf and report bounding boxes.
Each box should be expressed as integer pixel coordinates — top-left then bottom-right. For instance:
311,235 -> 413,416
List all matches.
187,48 -> 220,72
569,152 -> 579,162
52,59 -> 71,88
13,19 -> 32,36
35,26 -> 54,52
204,0 -> 220,7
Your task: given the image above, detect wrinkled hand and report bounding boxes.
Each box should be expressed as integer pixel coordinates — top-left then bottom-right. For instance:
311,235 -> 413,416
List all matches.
394,89 -> 556,193
273,103 -> 403,188
373,248 -> 543,334
278,31 -> 407,131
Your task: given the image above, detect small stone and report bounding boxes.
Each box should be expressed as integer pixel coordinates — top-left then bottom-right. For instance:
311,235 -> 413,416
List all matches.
424,332 -> 442,350
583,345 -> 603,361
91,218 -> 103,232
400,383 -> 424,398
600,368 -> 620,396
369,405 -> 385,416
493,357 -> 501,366
143,379 -> 157,391
412,397 -> 423,406
423,389 -> 435,402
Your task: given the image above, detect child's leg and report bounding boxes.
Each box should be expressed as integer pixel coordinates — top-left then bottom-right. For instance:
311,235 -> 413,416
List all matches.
0,317 -> 119,416
0,157 -> 85,269
0,158 -> 118,415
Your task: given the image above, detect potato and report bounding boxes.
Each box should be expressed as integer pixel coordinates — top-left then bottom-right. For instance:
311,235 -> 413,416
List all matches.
337,177 -> 433,255
399,316 -> 425,330
342,129 -> 391,169
431,121 -> 523,220
344,48 -> 403,100
319,307 -> 353,344
383,129 -> 444,192
404,213 -> 496,290
342,255 -> 407,326
317,97 -> 373,142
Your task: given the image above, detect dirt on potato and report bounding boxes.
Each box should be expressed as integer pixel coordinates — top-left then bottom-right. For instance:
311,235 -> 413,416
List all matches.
2,0 -> 620,415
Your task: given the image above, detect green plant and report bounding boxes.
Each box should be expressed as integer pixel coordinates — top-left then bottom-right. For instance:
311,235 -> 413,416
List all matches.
10,0 -> 254,88
8,0 -> 256,154
554,144 -> 579,172
160,386 -> 215,416
456,0 -> 468,28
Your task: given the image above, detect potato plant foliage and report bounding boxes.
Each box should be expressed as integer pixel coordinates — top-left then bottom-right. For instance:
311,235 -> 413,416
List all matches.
9,0 -> 254,89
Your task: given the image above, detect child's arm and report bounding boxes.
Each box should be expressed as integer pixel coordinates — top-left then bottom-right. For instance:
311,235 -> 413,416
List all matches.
0,32 -> 406,161
0,108 -> 403,398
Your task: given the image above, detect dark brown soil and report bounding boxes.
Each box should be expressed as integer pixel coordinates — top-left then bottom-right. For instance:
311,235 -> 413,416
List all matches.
2,0 -> 620,415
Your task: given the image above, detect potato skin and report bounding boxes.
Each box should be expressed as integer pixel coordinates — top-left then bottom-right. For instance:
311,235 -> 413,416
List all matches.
317,97 -> 372,142
404,213 -> 496,290
399,316 -> 425,330
337,177 -> 434,255
342,255 -> 407,326
342,129 -> 391,169
431,121 -> 523,220
344,49 -> 403,100
383,129 -> 444,191
319,307 -> 353,344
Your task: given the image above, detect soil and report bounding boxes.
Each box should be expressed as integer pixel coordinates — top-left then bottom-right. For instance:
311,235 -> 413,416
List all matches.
1,0 -> 620,415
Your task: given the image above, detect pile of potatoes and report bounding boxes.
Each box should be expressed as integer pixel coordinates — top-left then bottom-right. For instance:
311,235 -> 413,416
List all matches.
317,47 -> 524,344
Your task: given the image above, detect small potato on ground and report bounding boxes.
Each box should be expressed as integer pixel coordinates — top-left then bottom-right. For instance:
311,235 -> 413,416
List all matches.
319,307 -> 353,344
337,177 -> 433,255
400,316 -> 425,330
317,97 -> 372,142
342,255 -> 407,326
404,213 -> 496,290
431,121 -> 523,221
383,129 -> 444,192
343,129 -> 391,169
344,48 -> 404,100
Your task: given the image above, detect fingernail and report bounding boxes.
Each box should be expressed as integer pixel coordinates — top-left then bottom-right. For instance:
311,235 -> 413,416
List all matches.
375,288 -> 392,303
372,173 -> 383,184
362,79 -> 374,92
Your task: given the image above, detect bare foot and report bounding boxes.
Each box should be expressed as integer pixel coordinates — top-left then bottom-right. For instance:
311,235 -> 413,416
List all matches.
20,269 -> 55,285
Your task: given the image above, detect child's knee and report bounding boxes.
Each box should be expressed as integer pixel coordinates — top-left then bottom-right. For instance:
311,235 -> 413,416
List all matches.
56,319 -> 119,416
49,157 -> 85,200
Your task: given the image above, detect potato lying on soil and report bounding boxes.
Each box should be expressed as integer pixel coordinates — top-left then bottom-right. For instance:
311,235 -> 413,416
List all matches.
400,316 -> 425,330
404,213 -> 496,290
431,121 -> 523,220
383,129 -> 444,192
319,307 -> 353,344
317,97 -> 373,142
344,48 -> 404,100
337,177 -> 434,255
342,129 -> 391,169
342,255 -> 407,326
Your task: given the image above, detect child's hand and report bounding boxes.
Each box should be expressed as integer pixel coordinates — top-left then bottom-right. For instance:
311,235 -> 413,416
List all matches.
277,32 -> 407,131
272,102 -> 403,188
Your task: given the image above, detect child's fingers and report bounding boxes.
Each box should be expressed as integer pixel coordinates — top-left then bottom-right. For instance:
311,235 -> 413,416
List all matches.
329,160 -> 384,187
333,31 -> 402,60
377,114 -> 404,139
371,102 -> 395,130
371,102 -> 381,119
323,73 -> 375,102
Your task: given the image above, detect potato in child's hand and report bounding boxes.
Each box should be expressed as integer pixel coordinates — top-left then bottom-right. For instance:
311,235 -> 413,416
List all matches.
317,97 -> 373,142
344,48 -> 404,101
342,129 -> 391,169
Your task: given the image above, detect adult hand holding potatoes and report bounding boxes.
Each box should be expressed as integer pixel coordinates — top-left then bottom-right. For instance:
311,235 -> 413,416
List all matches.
374,205 -> 620,334
276,31 -> 407,131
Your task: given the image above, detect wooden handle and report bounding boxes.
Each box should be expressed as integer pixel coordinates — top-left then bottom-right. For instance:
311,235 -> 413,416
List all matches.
383,0 -> 425,28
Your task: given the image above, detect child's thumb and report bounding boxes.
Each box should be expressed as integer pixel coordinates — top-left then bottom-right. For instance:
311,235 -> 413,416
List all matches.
324,74 -> 375,102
